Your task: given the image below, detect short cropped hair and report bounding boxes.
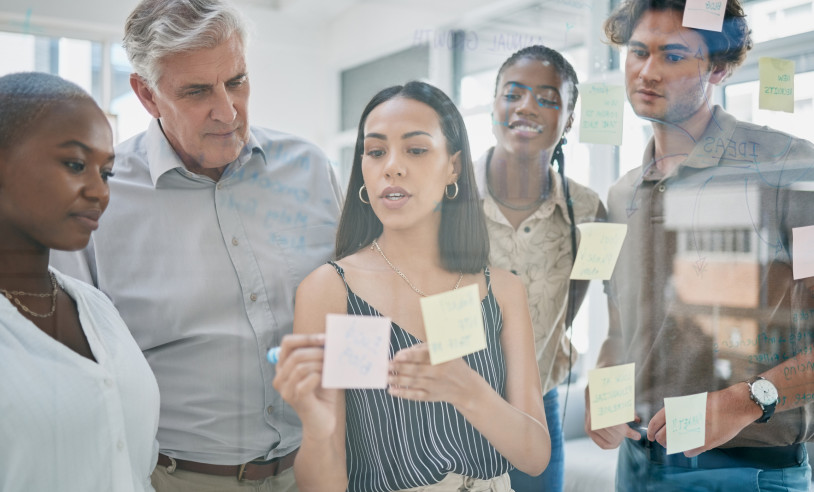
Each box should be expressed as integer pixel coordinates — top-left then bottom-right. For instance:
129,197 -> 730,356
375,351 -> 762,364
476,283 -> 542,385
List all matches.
494,45 -> 580,113
335,81 -> 490,274
0,72 -> 94,150
123,0 -> 249,88
604,0 -> 752,78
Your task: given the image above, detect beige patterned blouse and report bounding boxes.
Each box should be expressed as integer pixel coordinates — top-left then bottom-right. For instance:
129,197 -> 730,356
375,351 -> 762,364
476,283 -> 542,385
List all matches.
476,149 -> 604,394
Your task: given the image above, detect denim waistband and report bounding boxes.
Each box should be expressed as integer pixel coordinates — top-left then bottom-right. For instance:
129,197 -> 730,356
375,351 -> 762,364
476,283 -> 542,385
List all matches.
629,431 -> 806,470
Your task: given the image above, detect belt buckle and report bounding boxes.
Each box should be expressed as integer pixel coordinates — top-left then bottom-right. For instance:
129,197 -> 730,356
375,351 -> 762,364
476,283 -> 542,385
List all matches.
237,462 -> 248,482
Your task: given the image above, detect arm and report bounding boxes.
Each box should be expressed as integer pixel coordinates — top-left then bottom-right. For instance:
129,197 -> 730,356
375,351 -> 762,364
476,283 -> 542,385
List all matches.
272,265 -> 347,492
647,350 -> 814,457
389,269 -> 550,475
584,293 -> 641,449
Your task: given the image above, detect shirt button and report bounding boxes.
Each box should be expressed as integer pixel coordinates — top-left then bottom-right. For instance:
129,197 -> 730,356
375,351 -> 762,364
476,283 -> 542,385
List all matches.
232,237 -> 239,246
266,405 -> 274,415
250,293 -> 258,302
104,378 -> 114,388
217,183 -> 223,190
658,184 -> 666,192
524,226 -> 531,233
117,440 -> 125,451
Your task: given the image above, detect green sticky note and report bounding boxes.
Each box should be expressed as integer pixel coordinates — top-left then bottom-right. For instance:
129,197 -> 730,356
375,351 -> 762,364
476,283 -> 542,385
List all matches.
578,83 -> 625,146
759,57 -> 795,113
664,392 -> 707,455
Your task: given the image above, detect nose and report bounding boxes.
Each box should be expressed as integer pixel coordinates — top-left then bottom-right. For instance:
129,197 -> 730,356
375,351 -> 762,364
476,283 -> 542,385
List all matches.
516,91 -> 538,116
638,55 -> 661,83
83,169 -> 110,205
210,85 -> 237,123
383,152 -> 405,178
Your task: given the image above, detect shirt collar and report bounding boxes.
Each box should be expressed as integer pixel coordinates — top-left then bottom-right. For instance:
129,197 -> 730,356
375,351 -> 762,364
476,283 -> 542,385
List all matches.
146,119 -> 266,187
476,147 -> 572,225
640,105 -> 738,182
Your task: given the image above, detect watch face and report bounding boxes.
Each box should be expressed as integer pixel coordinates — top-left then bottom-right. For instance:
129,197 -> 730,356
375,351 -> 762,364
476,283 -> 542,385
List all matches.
753,379 -> 779,405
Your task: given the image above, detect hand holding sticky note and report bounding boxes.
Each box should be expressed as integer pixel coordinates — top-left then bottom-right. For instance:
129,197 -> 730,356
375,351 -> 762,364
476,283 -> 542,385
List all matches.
420,283 -> 486,365
570,223 -> 627,280
588,363 -> 635,430
664,392 -> 707,455
321,314 -> 390,389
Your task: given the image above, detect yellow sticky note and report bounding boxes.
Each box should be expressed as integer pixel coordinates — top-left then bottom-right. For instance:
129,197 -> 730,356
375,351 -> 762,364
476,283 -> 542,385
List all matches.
578,83 -> 624,146
420,283 -> 486,365
588,363 -> 635,430
664,392 -> 707,455
759,57 -> 795,113
570,223 -> 628,280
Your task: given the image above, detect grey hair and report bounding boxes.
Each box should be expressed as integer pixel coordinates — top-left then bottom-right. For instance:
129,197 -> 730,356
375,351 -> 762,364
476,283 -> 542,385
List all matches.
123,0 -> 249,88
0,72 -> 94,150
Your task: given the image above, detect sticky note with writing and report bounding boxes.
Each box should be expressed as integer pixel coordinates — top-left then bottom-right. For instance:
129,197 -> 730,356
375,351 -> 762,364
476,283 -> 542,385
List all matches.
578,83 -> 625,146
322,314 -> 390,389
420,284 -> 486,365
682,0 -> 725,32
664,392 -> 707,455
570,223 -> 627,280
792,225 -> 814,280
759,57 -> 795,113
588,363 -> 635,430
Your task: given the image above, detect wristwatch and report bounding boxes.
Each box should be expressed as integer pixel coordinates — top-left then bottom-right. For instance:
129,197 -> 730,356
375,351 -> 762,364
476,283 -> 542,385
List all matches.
745,376 -> 779,423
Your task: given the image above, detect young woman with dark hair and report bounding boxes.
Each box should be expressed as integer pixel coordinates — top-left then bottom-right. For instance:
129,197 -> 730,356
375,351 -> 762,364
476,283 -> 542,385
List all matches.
274,81 -> 549,492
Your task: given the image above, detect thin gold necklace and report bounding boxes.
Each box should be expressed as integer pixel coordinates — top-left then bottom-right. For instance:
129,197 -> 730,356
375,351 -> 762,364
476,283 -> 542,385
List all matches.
371,239 -> 463,297
0,272 -> 59,318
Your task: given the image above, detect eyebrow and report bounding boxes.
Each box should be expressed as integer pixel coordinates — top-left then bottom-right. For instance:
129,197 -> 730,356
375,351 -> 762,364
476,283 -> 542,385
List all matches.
364,131 -> 433,140
59,140 -> 115,163
628,40 -> 693,53
502,81 -> 562,98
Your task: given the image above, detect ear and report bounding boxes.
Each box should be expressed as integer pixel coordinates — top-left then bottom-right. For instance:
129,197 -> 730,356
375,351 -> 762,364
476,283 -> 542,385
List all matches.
447,150 -> 462,184
709,65 -> 728,85
130,73 -> 162,119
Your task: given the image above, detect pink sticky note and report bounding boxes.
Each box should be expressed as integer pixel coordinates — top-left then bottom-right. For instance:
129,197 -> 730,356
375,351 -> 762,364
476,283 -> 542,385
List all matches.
322,314 -> 390,389
683,0 -> 725,32
793,226 -> 814,280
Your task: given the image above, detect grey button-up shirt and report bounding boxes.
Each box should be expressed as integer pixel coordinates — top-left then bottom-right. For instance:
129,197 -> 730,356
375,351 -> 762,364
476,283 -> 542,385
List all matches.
53,119 -> 342,464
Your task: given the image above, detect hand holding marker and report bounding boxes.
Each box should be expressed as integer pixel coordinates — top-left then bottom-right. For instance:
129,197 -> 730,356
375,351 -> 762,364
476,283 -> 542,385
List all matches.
267,346 -> 281,364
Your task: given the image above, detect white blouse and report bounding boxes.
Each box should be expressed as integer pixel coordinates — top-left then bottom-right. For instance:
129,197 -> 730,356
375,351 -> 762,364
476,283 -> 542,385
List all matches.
0,269 -> 160,492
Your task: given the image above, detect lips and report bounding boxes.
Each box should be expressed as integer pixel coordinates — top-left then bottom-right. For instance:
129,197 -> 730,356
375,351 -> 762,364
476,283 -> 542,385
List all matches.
380,186 -> 410,209
71,208 -> 103,230
508,119 -> 544,136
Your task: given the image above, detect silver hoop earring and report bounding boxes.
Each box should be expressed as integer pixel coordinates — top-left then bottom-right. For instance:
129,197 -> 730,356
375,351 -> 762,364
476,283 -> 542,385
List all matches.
445,182 -> 459,200
358,184 -> 370,205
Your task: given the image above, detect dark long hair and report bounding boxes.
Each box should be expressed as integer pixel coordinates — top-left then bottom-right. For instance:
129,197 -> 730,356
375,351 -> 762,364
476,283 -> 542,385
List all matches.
335,81 -> 489,273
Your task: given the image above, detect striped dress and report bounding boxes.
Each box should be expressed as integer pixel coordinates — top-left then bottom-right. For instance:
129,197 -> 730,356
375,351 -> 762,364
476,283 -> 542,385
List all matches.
328,262 -> 512,492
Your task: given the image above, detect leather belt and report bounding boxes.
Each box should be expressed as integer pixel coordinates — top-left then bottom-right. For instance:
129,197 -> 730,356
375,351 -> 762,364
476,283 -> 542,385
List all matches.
157,449 -> 298,481
629,429 -> 805,470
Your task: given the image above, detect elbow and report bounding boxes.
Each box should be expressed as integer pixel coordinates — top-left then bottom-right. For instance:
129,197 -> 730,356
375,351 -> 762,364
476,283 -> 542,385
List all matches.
516,453 -> 550,477
513,429 -> 551,476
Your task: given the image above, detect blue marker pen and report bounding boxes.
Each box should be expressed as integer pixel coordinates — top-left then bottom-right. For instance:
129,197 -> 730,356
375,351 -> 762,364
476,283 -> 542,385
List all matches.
267,346 -> 281,364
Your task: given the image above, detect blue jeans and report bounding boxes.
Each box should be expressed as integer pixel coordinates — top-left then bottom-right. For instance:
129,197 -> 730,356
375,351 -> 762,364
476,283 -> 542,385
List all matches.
509,387 -> 564,492
616,438 -> 811,492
